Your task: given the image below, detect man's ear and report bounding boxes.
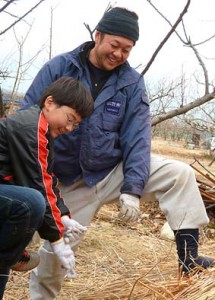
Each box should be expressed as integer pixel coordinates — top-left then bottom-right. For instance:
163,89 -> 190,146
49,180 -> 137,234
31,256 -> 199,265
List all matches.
94,30 -> 101,43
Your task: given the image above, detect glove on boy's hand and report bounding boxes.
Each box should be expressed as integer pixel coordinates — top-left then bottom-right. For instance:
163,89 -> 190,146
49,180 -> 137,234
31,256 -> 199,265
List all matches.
51,238 -> 75,272
118,193 -> 140,222
61,216 -> 87,244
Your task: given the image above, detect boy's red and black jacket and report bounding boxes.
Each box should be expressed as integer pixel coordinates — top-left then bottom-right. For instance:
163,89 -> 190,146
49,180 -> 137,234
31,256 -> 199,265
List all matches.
0,105 -> 70,242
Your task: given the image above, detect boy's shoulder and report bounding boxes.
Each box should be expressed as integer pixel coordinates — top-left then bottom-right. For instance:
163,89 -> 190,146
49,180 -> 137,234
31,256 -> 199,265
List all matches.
6,105 -> 40,129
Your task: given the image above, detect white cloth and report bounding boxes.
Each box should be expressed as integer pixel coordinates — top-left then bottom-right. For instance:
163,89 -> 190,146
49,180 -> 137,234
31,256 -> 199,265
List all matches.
29,156 -> 209,299
160,221 -> 175,241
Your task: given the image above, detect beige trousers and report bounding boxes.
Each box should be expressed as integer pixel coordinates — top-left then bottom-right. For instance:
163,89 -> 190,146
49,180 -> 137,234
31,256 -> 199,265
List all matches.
29,156 -> 209,299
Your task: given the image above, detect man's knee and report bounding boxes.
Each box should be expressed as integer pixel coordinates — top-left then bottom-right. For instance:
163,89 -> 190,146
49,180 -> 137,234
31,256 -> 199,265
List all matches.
167,160 -> 195,181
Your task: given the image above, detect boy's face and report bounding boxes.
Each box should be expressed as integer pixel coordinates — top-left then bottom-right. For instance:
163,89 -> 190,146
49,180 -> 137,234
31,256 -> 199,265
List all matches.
42,96 -> 81,138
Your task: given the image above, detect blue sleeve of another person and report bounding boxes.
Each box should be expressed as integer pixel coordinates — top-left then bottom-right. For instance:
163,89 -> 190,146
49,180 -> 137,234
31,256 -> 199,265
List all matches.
21,54 -> 70,109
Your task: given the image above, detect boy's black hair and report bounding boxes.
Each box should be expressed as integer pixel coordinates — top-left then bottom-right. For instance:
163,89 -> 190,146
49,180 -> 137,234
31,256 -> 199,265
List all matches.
38,77 -> 94,119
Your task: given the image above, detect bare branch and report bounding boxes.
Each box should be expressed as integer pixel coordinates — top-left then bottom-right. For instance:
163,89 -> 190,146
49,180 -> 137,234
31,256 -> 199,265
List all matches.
0,0 -> 16,14
141,0 -> 191,75
83,23 -> 95,41
0,0 -> 46,36
152,91 -> 215,126
146,0 -> 212,96
189,42 -> 209,94
83,2 -> 114,41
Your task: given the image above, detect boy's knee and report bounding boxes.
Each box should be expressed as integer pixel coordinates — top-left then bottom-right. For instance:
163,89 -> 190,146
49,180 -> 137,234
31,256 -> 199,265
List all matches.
26,189 -> 46,216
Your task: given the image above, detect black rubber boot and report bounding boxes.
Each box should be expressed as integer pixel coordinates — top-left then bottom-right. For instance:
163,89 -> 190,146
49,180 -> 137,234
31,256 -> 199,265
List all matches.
0,268 -> 9,300
174,229 -> 214,275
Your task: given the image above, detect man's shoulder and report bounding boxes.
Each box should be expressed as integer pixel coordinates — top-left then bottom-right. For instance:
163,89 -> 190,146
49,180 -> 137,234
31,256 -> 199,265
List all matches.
50,42 -> 90,62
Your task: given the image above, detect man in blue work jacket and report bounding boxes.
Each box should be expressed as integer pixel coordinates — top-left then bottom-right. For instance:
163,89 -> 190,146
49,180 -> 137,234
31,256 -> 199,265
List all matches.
22,7 -> 214,300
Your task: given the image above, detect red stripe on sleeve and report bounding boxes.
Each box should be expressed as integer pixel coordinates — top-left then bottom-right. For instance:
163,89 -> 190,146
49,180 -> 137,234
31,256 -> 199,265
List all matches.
37,112 -> 64,236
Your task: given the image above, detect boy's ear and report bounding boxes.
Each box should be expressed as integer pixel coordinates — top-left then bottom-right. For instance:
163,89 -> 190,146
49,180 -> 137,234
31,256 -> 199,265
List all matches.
45,96 -> 54,104
44,96 -> 54,110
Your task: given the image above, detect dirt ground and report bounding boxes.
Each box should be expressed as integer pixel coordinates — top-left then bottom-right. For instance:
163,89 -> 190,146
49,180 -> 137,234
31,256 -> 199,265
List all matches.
4,138 -> 215,300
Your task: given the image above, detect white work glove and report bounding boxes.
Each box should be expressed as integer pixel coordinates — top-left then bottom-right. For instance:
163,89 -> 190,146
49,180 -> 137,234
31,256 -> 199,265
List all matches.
118,193 -> 140,222
61,216 -> 87,244
51,238 -> 76,276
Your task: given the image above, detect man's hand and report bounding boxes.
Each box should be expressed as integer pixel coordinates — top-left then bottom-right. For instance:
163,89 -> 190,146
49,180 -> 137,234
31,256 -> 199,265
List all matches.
51,238 -> 75,272
61,216 -> 87,244
118,193 -> 140,222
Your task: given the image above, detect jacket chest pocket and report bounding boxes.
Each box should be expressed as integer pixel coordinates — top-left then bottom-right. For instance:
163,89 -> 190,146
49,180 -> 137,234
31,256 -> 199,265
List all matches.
102,116 -> 121,133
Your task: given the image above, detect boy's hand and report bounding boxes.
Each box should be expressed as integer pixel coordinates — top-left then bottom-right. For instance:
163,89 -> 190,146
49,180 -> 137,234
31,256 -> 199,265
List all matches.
62,216 -> 87,244
51,238 -> 75,272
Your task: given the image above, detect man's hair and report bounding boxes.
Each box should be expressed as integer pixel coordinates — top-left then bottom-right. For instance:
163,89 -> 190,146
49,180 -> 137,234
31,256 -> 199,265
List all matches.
38,77 -> 94,119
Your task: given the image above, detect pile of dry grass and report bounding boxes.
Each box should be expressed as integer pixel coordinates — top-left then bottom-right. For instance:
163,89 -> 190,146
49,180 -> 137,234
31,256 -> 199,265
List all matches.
5,204 -> 215,300
4,140 -> 215,299
57,205 -> 215,300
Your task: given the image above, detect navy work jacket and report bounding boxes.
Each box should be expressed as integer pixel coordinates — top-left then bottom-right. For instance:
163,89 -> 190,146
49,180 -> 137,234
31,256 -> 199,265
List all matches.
22,42 -> 152,197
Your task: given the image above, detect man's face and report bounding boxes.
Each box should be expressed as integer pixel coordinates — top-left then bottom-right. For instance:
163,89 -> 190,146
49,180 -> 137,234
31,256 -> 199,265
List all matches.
90,32 -> 134,71
42,96 -> 81,138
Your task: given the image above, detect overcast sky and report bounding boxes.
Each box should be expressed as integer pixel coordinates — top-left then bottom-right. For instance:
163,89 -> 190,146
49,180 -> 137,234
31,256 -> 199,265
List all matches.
1,0 -> 215,95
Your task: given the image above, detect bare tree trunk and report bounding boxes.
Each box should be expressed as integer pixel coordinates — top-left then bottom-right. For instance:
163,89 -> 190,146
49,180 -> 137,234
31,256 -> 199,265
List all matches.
7,25 -> 46,114
0,87 -> 4,117
49,7 -> 53,60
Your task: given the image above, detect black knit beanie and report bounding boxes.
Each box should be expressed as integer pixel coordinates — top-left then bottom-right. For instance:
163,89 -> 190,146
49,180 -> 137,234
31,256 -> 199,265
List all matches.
96,7 -> 139,44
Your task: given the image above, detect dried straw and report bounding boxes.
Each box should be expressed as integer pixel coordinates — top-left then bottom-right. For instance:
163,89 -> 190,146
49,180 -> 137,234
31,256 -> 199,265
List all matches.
4,204 -> 215,300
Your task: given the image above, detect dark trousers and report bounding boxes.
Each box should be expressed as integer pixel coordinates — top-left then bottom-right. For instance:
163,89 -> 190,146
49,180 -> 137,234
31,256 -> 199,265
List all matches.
0,184 -> 46,298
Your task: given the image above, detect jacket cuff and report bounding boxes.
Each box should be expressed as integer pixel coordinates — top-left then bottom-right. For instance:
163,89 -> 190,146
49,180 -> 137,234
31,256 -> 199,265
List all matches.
120,180 -> 144,198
